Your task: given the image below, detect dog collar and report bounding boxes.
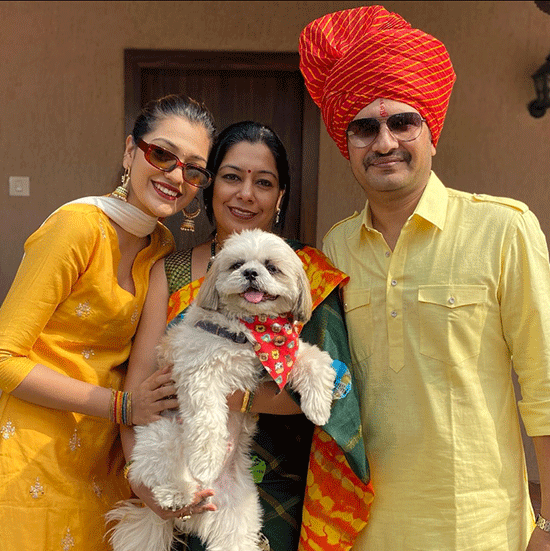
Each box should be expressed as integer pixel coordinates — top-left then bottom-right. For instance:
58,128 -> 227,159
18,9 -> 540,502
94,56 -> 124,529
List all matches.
194,320 -> 248,344
239,314 -> 300,389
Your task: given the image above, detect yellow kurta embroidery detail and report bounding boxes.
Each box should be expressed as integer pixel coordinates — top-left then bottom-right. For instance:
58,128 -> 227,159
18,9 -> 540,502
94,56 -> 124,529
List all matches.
69,429 -> 81,452
92,477 -> 103,497
81,348 -> 95,360
75,301 -> 92,318
131,305 -> 139,324
30,478 -> 45,499
1,420 -> 15,439
61,528 -> 75,550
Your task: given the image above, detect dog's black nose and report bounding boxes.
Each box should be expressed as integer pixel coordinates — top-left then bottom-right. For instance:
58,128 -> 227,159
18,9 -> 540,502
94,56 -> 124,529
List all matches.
242,268 -> 258,281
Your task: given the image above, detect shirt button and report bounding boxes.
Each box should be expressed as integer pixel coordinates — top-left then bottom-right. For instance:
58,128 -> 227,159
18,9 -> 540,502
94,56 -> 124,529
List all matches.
391,280 -> 397,286
448,297 -> 455,305
385,251 -> 391,257
391,310 -> 398,318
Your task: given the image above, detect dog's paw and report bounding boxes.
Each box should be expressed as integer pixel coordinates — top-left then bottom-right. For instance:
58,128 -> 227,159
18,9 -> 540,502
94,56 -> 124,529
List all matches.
152,484 -> 195,511
300,393 -> 333,426
291,344 -> 335,426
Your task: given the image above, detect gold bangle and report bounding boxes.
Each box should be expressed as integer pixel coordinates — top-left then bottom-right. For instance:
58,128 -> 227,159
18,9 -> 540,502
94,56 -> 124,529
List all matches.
245,390 -> 255,413
109,389 -> 117,423
123,460 -> 134,480
240,390 -> 251,413
123,392 -> 133,426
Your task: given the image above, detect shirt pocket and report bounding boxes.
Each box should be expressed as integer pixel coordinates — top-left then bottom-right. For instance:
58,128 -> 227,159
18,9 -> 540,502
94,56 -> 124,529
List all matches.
418,285 -> 488,365
343,287 -> 373,366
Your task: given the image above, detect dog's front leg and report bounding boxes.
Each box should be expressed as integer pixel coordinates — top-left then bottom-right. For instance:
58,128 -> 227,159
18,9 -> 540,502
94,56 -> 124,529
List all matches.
131,417 -> 199,512
178,375 -> 231,487
287,341 -> 335,426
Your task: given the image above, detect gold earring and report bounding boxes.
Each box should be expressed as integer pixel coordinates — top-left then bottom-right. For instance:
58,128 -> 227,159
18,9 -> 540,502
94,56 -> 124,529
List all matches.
180,201 -> 201,232
111,168 -> 130,202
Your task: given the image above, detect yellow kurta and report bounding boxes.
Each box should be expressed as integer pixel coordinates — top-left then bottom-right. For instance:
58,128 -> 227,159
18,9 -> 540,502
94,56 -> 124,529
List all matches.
323,173 -> 550,551
0,203 -> 173,551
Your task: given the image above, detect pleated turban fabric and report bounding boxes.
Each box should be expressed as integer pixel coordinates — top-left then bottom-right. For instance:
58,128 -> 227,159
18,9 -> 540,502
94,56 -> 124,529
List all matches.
299,5 -> 456,158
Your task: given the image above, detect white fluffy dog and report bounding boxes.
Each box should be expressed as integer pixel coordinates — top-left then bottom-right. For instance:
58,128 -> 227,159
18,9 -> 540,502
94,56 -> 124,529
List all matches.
107,229 -> 335,551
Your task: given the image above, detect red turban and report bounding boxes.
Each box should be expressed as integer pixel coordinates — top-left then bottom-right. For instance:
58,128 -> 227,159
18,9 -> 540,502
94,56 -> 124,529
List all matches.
299,5 -> 456,159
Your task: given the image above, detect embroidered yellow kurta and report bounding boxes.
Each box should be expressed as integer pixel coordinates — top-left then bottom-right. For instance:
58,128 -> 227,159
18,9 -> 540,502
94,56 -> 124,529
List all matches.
0,204 -> 173,551
323,173 -> 550,551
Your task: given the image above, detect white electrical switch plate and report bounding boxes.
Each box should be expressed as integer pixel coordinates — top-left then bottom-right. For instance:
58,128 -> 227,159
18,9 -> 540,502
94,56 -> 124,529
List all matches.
9,176 -> 30,196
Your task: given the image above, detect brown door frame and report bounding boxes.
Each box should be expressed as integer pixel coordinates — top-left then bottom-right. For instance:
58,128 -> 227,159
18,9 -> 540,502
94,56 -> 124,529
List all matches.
124,49 -> 320,246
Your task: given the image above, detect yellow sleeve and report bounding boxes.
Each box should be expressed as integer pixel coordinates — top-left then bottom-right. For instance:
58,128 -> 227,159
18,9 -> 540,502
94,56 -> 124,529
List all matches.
501,209 -> 550,436
0,208 -> 99,392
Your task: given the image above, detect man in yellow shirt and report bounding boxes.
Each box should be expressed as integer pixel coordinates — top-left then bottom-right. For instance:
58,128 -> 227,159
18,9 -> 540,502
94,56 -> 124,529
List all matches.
299,5 -> 550,551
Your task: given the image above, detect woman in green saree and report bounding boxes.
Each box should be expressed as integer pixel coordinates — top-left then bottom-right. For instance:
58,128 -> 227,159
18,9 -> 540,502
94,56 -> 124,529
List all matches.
121,121 -> 373,551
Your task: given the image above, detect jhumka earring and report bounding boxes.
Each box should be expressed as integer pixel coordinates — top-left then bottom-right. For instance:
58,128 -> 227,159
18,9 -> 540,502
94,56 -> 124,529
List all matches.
111,168 -> 130,202
180,200 -> 201,232
275,208 -> 281,225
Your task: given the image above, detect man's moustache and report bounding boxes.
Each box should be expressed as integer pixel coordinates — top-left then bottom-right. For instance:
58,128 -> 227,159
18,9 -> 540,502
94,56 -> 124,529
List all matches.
364,151 -> 411,168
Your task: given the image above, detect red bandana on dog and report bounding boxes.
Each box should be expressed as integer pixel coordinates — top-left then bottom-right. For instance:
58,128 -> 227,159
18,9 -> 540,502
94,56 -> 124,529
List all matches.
239,314 -> 301,389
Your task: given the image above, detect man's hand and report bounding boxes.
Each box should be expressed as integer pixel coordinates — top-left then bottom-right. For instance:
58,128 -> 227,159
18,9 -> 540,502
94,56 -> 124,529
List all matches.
526,526 -> 550,551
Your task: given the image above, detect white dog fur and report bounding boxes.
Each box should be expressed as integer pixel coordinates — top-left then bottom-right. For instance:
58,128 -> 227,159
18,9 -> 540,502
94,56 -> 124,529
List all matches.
106,229 -> 335,551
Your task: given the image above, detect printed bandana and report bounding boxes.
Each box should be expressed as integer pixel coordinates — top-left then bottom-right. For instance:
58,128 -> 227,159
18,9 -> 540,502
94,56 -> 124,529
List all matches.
239,314 -> 301,389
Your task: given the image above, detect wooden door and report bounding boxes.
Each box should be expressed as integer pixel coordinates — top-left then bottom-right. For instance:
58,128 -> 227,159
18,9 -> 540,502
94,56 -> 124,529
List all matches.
124,50 -> 320,251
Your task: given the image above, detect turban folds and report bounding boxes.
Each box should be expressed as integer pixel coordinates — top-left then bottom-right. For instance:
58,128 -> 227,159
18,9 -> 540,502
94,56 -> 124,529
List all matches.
299,5 -> 456,158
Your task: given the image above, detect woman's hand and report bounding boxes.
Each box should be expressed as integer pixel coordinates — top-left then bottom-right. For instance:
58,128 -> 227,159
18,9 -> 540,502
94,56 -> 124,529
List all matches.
131,366 -> 179,426
129,481 -> 217,520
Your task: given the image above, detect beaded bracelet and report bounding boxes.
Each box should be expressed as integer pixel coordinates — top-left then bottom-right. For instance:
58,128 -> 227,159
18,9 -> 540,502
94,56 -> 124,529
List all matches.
110,389 -> 133,426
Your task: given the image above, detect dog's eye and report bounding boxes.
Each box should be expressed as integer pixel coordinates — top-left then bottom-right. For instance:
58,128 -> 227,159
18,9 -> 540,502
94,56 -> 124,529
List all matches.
265,262 -> 279,274
230,261 -> 244,270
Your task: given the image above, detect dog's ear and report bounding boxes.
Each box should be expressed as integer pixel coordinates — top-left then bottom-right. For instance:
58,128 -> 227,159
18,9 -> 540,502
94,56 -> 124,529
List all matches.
292,265 -> 313,323
194,258 -> 220,310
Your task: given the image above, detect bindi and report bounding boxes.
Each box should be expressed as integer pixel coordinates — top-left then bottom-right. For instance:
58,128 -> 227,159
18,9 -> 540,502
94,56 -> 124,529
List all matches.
379,99 -> 388,117
247,169 -> 251,173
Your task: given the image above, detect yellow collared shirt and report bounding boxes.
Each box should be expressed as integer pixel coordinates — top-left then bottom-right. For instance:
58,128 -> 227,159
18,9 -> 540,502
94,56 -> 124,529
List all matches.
323,172 -> 550,551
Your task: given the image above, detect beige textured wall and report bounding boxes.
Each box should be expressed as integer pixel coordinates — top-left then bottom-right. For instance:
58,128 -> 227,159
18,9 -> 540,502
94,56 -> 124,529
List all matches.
0,0 -> 548,479
1,1 -> 550,299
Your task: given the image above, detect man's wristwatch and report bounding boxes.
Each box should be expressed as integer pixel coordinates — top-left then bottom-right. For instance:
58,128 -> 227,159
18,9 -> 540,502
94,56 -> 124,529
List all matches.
536,514 -> 550,533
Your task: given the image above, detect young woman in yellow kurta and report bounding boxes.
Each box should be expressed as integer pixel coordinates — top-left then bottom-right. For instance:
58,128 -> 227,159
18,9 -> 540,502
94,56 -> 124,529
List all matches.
0,94 -> 216,551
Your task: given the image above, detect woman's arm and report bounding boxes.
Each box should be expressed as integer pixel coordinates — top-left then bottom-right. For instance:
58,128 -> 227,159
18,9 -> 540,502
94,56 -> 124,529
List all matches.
10,365 -> 114,417
122,259 -> 179,420
120,260 -> 175,475
227,384 -> 302,415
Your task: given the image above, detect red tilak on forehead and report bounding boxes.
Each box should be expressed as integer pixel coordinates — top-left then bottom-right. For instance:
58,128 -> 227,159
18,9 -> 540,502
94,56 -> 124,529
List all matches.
248,169 -> 251,173
379,99 -> 388,117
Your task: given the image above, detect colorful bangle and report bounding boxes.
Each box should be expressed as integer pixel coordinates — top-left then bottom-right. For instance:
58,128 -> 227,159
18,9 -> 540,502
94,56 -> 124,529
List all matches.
110,389 -> 133,426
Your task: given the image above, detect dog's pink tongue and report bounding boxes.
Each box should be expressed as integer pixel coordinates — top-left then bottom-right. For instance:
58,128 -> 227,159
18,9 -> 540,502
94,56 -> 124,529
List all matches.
244,290 -> 264,304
